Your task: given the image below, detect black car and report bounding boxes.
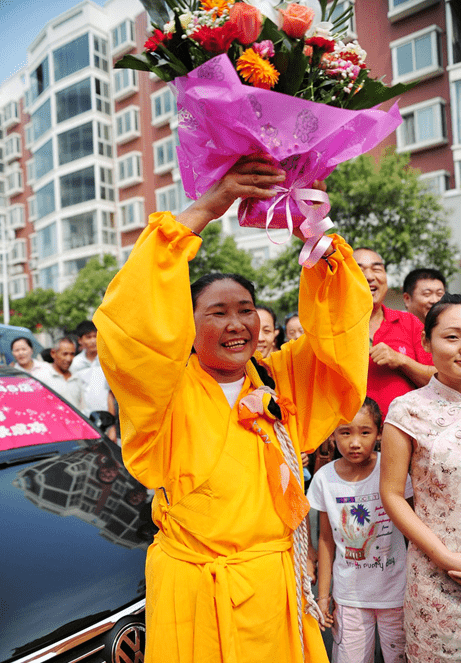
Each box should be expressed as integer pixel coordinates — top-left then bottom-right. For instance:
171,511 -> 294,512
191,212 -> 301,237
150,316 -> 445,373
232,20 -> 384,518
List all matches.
0,367 -> 156,663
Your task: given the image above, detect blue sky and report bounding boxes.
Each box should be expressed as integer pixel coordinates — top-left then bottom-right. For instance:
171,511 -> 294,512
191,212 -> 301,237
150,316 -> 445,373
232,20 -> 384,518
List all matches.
0,0 -> 107,84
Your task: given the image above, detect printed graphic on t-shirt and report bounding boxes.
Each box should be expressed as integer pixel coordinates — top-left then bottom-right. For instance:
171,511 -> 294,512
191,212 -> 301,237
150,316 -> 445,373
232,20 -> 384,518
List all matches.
337,493 -> 394,566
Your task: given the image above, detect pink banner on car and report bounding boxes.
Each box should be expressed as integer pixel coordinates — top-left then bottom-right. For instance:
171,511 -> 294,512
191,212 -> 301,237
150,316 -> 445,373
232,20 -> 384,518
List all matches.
0,376 -> 100,452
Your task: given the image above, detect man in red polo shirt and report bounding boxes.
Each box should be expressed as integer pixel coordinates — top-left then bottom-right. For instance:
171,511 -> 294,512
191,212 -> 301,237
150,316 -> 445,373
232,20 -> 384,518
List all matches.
353,248 -> 435,416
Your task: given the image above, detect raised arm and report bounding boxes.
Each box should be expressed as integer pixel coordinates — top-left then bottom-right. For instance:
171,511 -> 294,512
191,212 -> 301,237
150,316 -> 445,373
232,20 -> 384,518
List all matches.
380,422 -> 461,577
266,236 -> 373,451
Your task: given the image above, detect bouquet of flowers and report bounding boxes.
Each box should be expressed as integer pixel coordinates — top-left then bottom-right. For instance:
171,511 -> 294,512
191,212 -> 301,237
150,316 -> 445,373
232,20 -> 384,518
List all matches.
116,0 -> 414,264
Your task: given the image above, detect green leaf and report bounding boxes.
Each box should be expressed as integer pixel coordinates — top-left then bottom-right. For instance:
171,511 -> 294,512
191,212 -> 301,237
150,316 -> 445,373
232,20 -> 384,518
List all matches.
345,76 -> 420,110
114,53 -> 153,72
284,42 -> 308,96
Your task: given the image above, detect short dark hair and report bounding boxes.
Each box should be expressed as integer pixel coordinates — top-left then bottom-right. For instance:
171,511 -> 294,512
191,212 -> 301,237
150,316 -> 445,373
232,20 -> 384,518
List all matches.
424,293 -> 461,340
11,336 -> 33,351
256,305 -> 277,327
362,396 -> 382,432
403,268 -> 446,297
75,320 -> 97,338
190,273 -> 256,310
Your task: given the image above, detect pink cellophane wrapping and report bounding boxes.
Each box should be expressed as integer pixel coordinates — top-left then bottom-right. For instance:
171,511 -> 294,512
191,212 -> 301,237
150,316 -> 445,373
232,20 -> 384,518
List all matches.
173,54 -> 403,230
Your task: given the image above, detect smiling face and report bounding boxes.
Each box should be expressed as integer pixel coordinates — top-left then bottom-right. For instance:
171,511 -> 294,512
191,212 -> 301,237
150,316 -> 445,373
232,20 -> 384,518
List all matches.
353,249 -> 388,311
333,407 -> 379,467
193,279 -> 260,383
257,309 -> 278,358
422,305 -> 461,392
12,339 -> 34,370
403,278 -> 446,323
51,340 -> 76,375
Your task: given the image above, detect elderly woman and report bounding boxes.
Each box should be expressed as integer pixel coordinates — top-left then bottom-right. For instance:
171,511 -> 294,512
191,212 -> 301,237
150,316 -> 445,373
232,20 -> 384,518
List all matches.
94,154 -> 372,663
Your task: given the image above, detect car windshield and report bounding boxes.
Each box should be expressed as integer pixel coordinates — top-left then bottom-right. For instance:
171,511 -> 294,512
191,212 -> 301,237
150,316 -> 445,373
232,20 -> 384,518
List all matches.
0,375 -> 100,452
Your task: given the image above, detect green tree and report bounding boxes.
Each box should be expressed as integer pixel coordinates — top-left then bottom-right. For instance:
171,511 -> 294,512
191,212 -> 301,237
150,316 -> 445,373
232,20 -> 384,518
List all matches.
188,222 -> 259,285
261,151 -> 459,310
7,289 -> 58,334
54,254 -> 119,332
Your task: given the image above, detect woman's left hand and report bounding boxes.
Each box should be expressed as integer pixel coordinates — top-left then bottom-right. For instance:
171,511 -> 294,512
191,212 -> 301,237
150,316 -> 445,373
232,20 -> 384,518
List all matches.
448,570 -> 461,585
292,179 -> 327,243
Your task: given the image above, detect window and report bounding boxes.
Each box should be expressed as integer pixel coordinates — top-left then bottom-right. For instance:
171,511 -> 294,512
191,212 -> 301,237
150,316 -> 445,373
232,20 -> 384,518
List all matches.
31,98 -> 52,140
101,210 -> 116,244
115,106 -> 140,143
26,159 -> 35,184
93,35 -> 108,72
391,26 -> 442,84
10,276 -> 28,299
30,233 -> 38,256
37,222 -> 57,259
156,184 -> 181,214
154,136 -> 177,174
6,169 -> 23,196
28,197 -> 37,221
60,166 -> 95,208
10,239 -> 27,264
151,88 -> 176,126
397,98 -> 447,152
448,1 -> 461,65
118,153 -> 142,187
454,80 -> 461,145
58,122 -> 93,165
111,20 -> 135,53
100,167 -> 114,200
7,205 -> 25,230
34,139 -> 54,180
3,101 -> 19,128
63,257 -> 89,276
53,33 -> 89,82
36,181 -> 56,219
119,198 -> 144,230
419,170 -> 450,195
387,0 -> 439,23
39,264 -> 59,290
56,77 -> 91,123
25,124 -> 34,147
97,122 -> 112,157
95,78 -> 110,115
62,211 -> 96,250
30,56 -> 50,104
5,134 -> 21,161
113,68 -> 137,100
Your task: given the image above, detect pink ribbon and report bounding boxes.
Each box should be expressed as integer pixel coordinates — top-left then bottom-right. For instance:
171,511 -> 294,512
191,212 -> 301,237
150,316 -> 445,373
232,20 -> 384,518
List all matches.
259,182 -> 334,267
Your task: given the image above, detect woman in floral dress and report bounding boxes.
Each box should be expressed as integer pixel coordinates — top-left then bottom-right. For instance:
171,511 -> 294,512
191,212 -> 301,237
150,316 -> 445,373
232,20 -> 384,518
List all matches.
380,293 -> 461,662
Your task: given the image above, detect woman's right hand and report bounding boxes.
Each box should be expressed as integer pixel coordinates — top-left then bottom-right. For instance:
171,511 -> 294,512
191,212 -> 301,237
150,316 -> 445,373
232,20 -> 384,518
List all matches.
176,153 -> 286,234
444,551 -> 461,584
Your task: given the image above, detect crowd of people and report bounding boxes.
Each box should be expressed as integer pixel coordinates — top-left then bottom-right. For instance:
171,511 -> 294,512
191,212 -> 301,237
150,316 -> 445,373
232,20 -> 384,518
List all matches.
12,154 -> 460,663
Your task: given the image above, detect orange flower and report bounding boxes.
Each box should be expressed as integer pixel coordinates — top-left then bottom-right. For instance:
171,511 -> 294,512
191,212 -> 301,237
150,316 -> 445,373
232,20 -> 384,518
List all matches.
200,0 -> 234,15
279,3 -> 315,39
228,3 -> 263,45
236,47 -> 279,89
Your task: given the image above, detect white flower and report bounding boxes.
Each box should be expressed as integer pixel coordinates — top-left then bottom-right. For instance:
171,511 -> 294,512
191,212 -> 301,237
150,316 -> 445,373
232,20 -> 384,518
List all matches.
306,20 -> 334,39
164,20 -> 176,34
179,12 -> 193,29
244,0 -> 322,27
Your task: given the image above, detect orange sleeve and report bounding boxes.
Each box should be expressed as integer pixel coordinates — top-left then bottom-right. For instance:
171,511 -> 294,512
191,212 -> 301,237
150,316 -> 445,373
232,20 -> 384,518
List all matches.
93,212 -> 202,486
265,235 -> 372,453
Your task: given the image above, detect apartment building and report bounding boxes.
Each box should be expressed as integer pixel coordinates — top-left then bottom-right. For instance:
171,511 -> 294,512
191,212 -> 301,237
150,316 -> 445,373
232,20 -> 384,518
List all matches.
0,0 -> 460,299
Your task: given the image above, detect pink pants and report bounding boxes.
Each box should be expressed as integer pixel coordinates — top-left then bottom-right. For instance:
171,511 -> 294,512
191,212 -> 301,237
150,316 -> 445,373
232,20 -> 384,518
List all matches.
331,604 -> 405,663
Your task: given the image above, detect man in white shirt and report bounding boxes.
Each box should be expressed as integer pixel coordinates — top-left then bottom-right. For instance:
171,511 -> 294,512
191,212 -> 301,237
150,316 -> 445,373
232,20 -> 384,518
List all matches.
35,337 -> 84,410
72,320 -> 110,417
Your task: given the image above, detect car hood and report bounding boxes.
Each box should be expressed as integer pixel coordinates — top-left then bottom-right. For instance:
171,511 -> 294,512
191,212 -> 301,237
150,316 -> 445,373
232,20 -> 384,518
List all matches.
1,440 -> 155,663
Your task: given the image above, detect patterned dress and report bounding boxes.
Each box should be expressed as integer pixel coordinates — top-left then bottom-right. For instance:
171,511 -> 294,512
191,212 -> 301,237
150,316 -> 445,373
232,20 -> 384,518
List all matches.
386,376 -> 461,663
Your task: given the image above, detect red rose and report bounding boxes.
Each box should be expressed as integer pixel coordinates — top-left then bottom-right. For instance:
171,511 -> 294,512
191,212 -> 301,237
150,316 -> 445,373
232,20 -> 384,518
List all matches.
144,30 -> 172,52
192,23 -> 239,53
228,3 -> 263,45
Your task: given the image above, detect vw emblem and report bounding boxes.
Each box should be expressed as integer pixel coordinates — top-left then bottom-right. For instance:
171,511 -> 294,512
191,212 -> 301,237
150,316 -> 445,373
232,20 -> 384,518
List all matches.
112,622 -> 146,663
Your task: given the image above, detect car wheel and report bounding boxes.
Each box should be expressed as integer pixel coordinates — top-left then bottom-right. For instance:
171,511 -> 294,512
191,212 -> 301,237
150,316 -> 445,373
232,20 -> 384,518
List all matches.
104,615 -> 146,663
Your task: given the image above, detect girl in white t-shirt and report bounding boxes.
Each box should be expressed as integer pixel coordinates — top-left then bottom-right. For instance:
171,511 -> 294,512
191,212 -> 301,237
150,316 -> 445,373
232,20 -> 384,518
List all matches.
307,397 -> 411,663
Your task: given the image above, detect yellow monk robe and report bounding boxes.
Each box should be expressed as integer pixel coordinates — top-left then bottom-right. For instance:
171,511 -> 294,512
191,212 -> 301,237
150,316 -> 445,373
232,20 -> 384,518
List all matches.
94,212 -> 372,663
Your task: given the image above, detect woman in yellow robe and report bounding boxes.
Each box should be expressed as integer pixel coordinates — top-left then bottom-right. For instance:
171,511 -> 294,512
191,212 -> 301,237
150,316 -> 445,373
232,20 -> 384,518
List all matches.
94,155 -> 372,663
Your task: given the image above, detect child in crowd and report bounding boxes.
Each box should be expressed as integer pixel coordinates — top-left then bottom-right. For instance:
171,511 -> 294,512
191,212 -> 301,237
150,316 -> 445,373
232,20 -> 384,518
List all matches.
307,397 -> 411,663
